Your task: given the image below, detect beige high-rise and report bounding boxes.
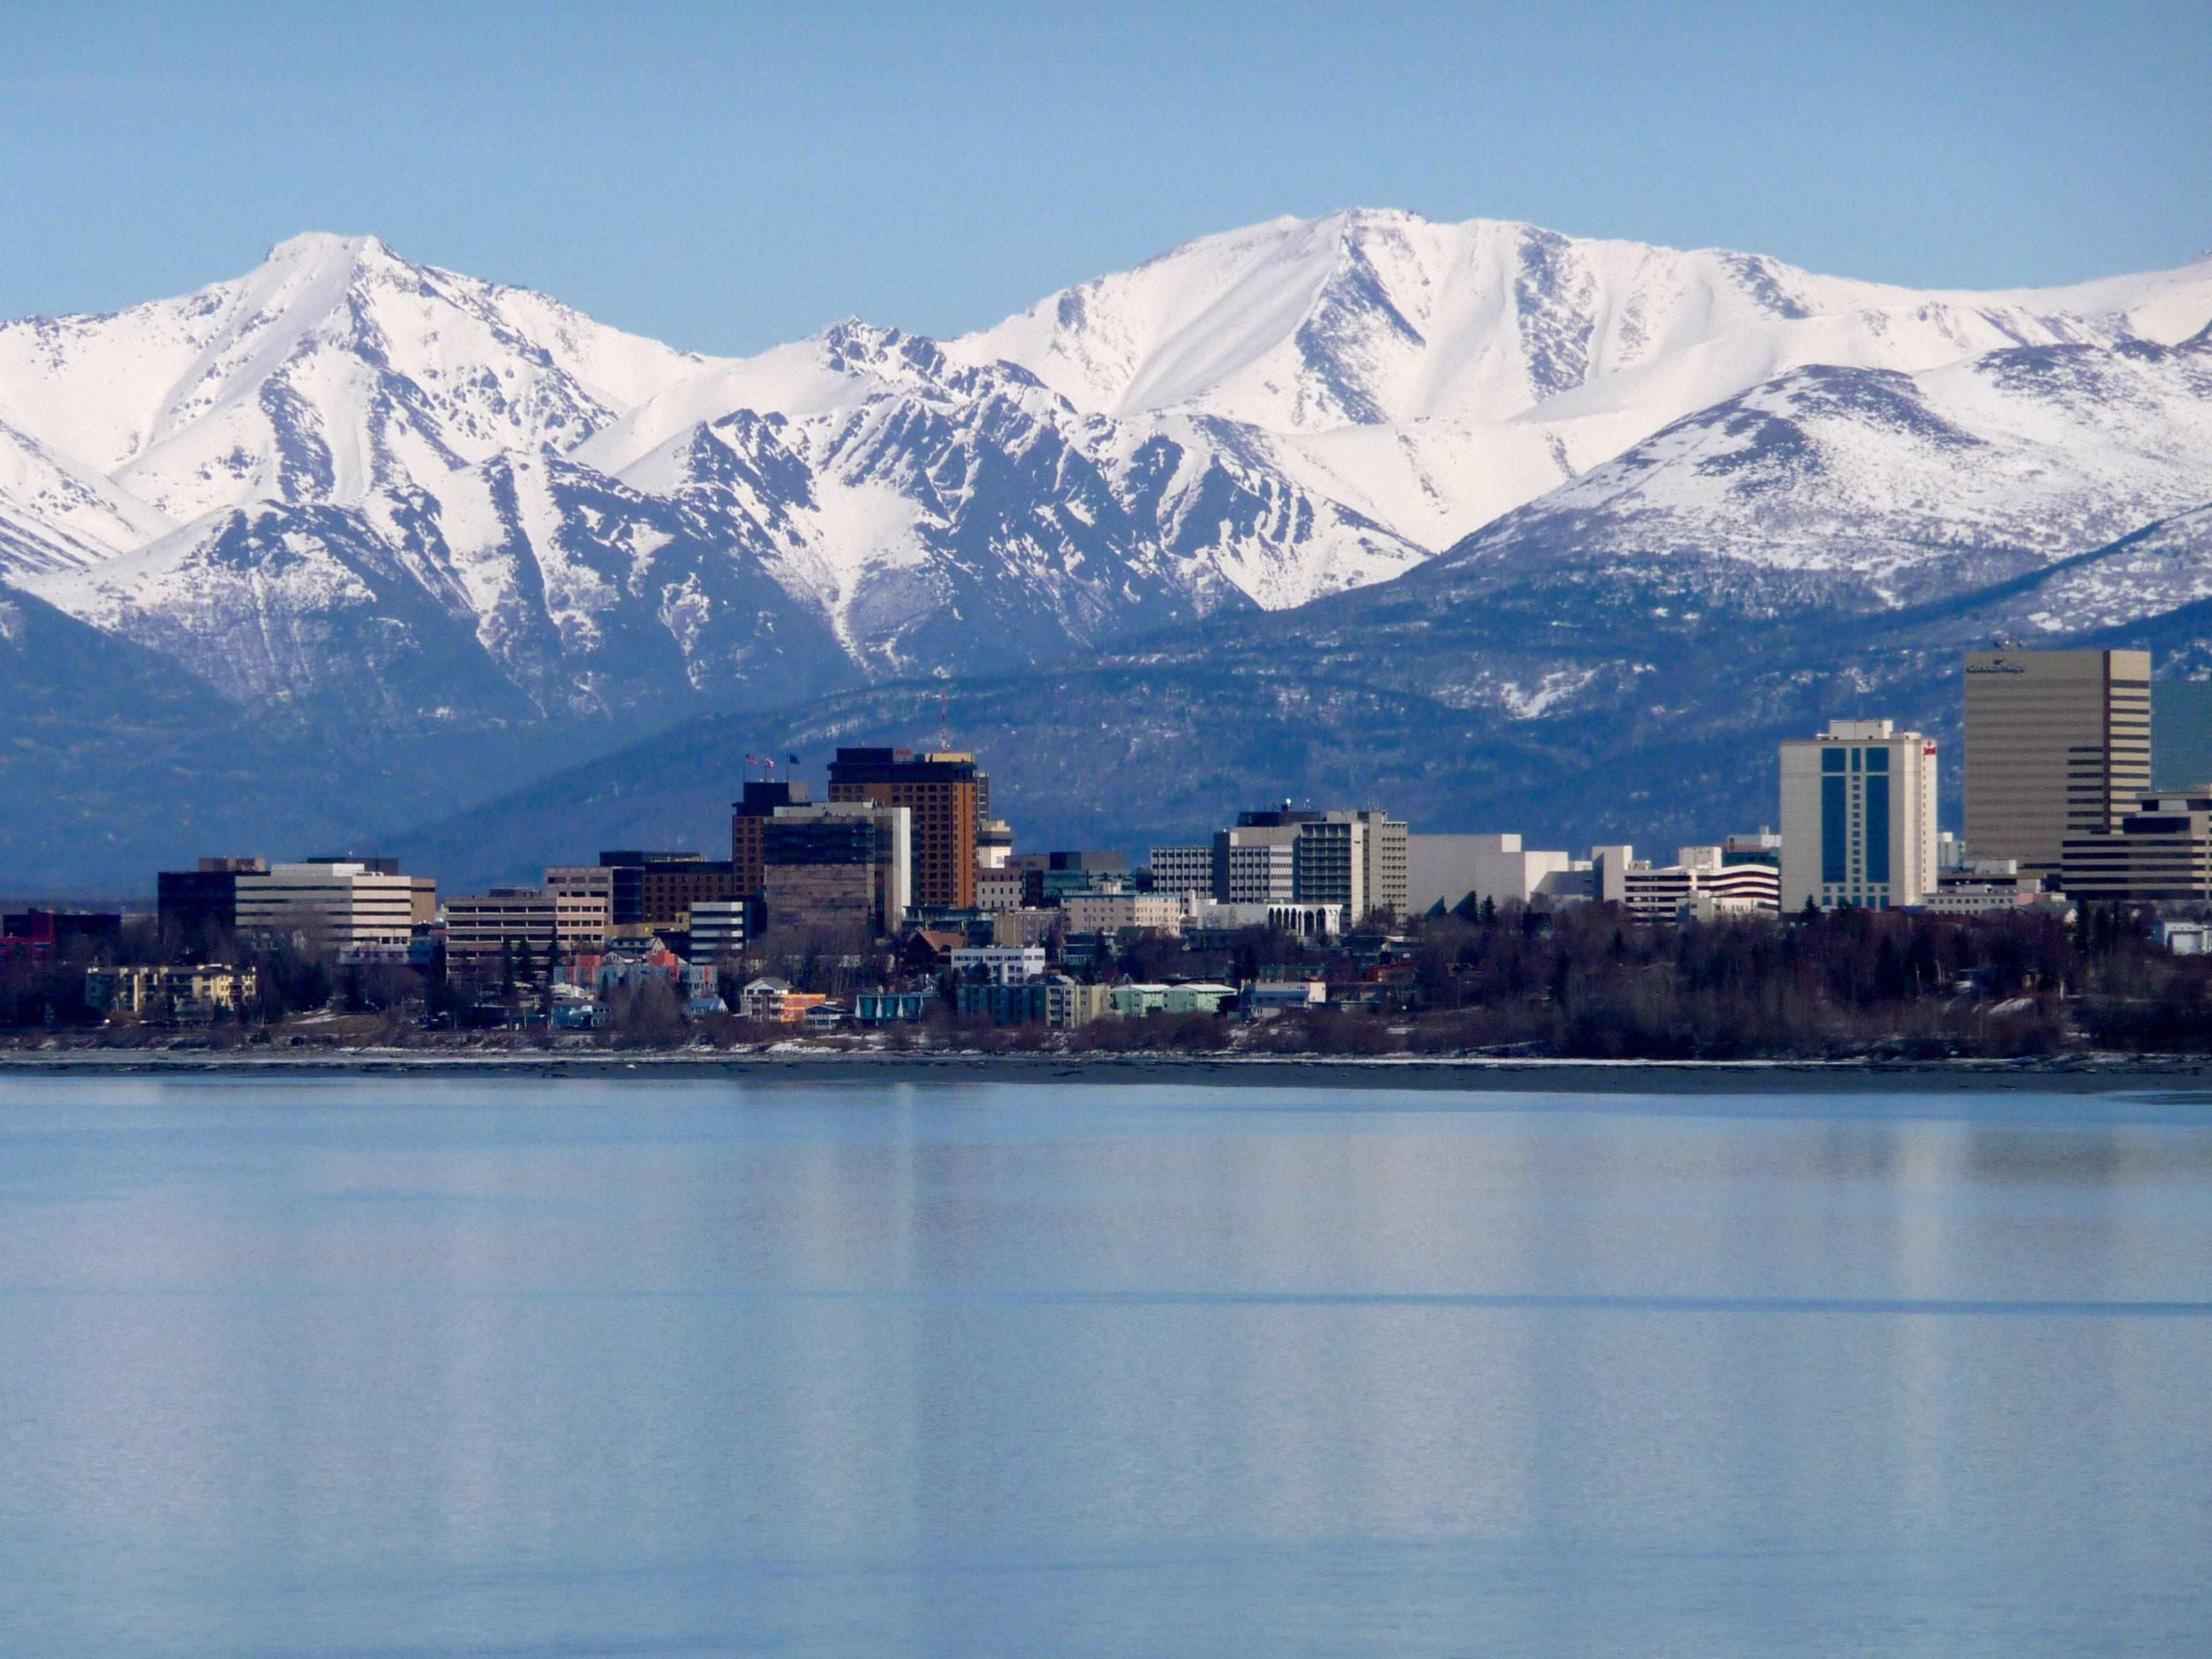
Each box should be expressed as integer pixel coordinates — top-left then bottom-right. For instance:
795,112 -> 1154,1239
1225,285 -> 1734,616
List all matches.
1963,650 -> 2152,879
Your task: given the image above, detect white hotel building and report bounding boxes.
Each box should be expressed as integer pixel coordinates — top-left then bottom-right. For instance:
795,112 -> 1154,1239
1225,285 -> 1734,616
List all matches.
1780,720 -> 1939,911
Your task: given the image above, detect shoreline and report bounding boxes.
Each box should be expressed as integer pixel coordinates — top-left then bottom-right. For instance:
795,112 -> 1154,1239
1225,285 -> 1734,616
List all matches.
4,1047 -> 2212,1093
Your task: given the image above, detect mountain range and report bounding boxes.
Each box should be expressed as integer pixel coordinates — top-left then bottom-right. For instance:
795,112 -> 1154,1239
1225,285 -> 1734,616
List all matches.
2,210 -> 2208,892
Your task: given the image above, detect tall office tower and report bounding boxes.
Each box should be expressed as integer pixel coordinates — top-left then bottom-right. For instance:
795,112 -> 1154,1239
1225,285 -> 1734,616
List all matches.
730,780 -> 812,894
1780,720 -> 1939,911
157,856 -> 268,954
1964,649 -> 2152,879
2151,679 -> 2212,791
826,748 -> 979,910
760,802 -> 912,935
596,850 -> 701,927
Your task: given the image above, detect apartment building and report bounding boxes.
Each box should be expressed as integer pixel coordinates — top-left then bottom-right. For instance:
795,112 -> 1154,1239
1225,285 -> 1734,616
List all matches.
1060,891 -> 1184,935
85,963 -> 258,1018
1964,649 -> 2152,879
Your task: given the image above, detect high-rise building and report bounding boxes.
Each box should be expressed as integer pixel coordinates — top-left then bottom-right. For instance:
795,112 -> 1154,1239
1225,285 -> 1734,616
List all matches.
1406,833 -> 1574,914
2152,680 -> 2212,792
826,748 -> 978,910
1964,649 -> 2152,879
1780,721 -> 1939,911
596,851 -> 703,927
157,856 -> 267,953
759,802 -> 911,935
1356,810 -> 1410,921
731,780 -> 812,894
1207,807 -> 1405,921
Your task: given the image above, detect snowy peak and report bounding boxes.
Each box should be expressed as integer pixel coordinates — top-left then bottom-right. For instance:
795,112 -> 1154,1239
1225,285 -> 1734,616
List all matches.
955,208 -> 2212,442
0,233 -> 704,524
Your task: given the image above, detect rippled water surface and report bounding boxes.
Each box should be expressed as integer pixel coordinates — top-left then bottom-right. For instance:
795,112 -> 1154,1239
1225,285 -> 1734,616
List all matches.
2,1072 -> 2209,1656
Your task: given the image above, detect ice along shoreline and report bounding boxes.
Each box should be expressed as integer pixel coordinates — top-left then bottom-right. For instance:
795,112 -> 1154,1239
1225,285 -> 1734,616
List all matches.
3,1046 -> 2212,1094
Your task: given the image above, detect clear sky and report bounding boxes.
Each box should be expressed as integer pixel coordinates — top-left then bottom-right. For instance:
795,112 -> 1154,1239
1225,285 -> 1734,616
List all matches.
1,1 -> 2205,356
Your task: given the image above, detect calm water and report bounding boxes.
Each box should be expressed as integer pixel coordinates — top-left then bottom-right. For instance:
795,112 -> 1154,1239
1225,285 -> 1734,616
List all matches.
1,1074 -> 2209,1656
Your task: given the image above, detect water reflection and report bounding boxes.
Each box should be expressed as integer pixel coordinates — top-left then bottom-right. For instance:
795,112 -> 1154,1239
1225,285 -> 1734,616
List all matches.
0,1075 -> 2207,1656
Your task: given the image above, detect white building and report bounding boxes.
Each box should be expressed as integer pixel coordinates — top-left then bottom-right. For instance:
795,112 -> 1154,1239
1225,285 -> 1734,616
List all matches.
1617,847 -> 1781,921
948,945 -> 1046,985
1191,901 -> 1342,939
688,899 -> 748,960
236,862 -> 426,950
1780,720 -> 1940,911
1225,832 -> 1297,903
1408,833 -> 1574,913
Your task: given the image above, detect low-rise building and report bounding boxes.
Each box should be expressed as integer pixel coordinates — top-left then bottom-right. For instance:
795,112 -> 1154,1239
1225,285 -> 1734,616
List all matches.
443,888 -> 612,963
1407,833 -> 1574,915
1619,847 -> 1782,921
857,990 -> 934,1024
2154,919 -> 2212,954
738,977 -> 829,1024
1243,980 -> 1329,1017
86,963 -> 257,1018
955,974 -> 1109,1028
991,908 -> 1058,948
950,945 -> 1046,984
1189,901 -> 1341,939
1060,891 -> 1184,936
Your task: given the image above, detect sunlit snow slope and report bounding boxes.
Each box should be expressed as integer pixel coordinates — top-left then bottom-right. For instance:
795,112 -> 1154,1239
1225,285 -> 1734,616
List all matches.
1,212 -> 2208,732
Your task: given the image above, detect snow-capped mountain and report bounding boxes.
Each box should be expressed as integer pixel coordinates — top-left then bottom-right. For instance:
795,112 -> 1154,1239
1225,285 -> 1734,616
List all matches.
1,212 -> 2208,738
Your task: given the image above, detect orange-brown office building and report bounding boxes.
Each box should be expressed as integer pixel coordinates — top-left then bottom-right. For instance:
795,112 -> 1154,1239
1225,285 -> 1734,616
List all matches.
826,748 -> 980,911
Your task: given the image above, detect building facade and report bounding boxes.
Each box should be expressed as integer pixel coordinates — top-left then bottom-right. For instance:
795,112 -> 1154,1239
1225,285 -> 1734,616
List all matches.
1964,649 -> 2152,879
730,780 -> 812,894
443,889 -> 611,963
156,857 -> 267,952
758,802 -> 911,935
1780,720 -> 1940,911
2061,793 -> 2212,901
1147,844 -> 1213,899
86,963 -> 257,1018
1406,833 -> 1573,915
826,748 -> 979,911
236,862 -> 427,949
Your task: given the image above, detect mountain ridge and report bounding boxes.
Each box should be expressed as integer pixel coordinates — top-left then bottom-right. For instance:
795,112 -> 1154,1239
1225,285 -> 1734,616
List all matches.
2,211 -> 2209,887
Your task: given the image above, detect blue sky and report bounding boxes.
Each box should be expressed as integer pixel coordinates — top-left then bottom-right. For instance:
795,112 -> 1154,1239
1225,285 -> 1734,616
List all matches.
1,1 -> 2204,354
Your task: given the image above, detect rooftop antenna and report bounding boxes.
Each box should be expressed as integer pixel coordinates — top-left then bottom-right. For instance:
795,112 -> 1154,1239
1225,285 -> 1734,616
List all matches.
938,689 -> 951,753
